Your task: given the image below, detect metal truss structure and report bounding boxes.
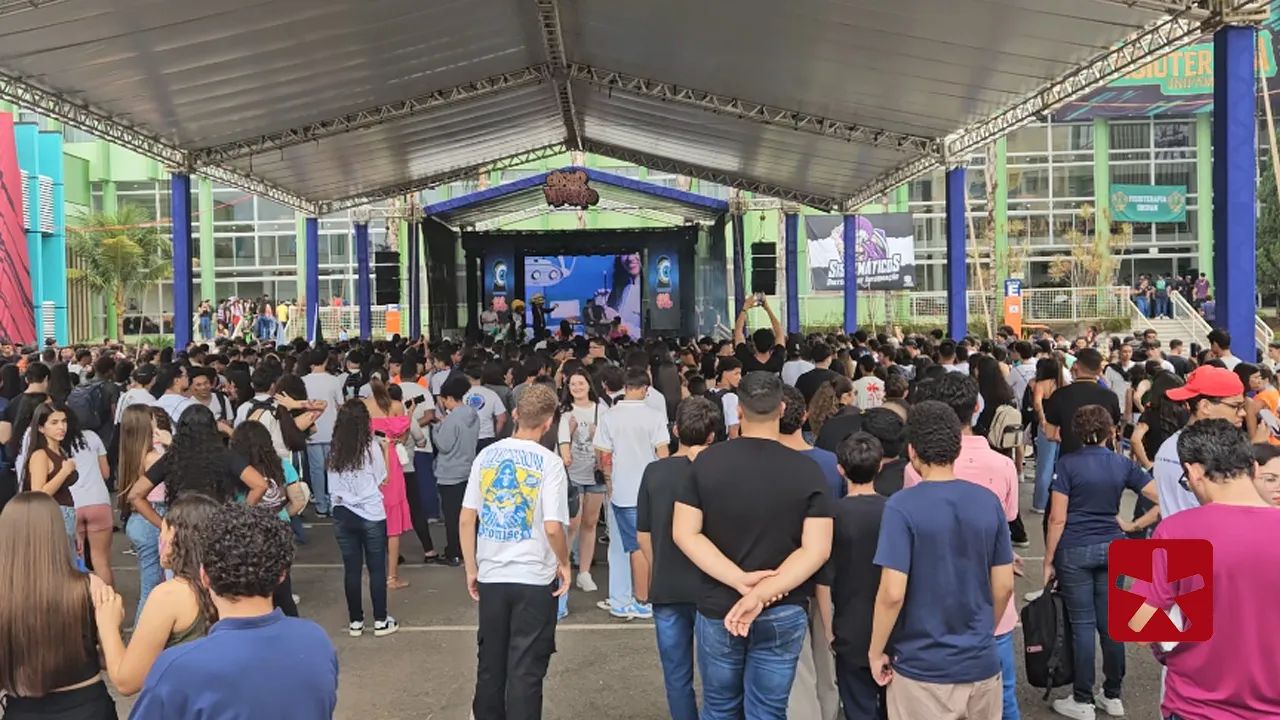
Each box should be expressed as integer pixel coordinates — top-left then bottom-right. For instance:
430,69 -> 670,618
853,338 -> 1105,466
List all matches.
844,1 -> 1251,211
320,144 -> 569,214
569,65 -> 940,156
190,66 -> 553,165
580,140 -> 840,211
536,0 -> 582,151
470,199 -> 687,232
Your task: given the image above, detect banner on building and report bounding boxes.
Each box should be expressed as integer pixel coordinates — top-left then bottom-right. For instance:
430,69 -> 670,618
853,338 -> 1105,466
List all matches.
1109,184 -> 1187,223
1055,1 -> 1280,120
805,214 -> 916,292
0,113 -> 34,344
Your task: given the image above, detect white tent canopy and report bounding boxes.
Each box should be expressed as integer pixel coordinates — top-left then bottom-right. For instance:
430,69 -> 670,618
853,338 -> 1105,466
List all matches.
0,0 -> 1237,215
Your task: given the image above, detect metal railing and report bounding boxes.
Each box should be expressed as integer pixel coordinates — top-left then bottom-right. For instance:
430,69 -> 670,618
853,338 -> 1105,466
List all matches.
792,286 -> 1132,330
1257,314 -> 1275,349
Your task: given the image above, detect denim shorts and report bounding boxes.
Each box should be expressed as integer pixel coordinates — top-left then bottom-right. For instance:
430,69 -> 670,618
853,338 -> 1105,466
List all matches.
581,481 -> 608,495
611,504 -> 639,553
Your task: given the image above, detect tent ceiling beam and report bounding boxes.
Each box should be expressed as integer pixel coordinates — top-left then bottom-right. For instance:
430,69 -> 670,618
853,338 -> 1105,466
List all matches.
1089,0 -> 1211,16
580,139 -> 839,211
190,65 -> 554,165
845,3 -> 1235,211
535,0 -> 582,151
471,199 -> 687,232
569,65 -> 941,156
321,144 -> 568,215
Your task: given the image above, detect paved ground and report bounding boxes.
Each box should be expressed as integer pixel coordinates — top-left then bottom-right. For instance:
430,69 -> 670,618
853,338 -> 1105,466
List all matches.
104,476 -> 1164,720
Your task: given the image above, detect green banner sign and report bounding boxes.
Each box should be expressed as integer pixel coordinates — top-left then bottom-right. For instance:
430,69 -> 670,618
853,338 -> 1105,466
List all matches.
1109,185 -> 1188,223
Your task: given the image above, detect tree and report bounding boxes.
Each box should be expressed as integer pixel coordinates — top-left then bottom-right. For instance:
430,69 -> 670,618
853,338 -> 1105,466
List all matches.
66,206 -> 172,341
1047,204 -> 1133,288
1258,158 -> 1280,309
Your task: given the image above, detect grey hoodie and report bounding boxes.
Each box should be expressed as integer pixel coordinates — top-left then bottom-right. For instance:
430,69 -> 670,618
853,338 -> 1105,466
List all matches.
432,404 -> 480,485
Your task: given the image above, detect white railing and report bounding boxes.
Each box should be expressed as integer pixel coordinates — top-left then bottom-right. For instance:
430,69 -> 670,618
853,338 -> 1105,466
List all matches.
1257,313 -> 1275,349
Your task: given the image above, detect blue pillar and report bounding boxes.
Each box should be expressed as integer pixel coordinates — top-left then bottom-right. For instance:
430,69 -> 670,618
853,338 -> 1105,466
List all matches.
731,212 -> 746,312
784,211 -> 800,334
354,221 -> 372,338
1213,25 -> 1258,361
945,167 -> 968,340
408,219 -> 421,339
842,215 -> 858,333
170,173 -> 193,350
304,217 -> 319,342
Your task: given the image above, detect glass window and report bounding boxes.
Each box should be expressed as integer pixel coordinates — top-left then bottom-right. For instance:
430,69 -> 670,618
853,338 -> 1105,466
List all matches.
419,186 -> 447,206
1110,163 -> 1150,186
1154,161 -> 1196,193
260,235 -> 279,265
328,234 -> 349,259
1006,124 -> 1049,155
646,171 -> 681,188
1053,165 -> 1094,199
1008,213 -> 1051,246
234,236 -> 256,266
1051,123 -> 1094,153
118,194 -> 157,220
1008,167 -> 1050,199
499,169 -> 540,185
1111,122 -> 1151,151
697,180 -> 732,199
117,181 -> 156,193
213,196 -> 255,223
603,166 -> 641,179
213,236 -> 234,267
258,199 -> 295,222
278,235 -> 297,263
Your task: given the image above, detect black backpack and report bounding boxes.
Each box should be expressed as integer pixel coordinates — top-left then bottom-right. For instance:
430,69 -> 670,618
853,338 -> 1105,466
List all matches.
342,370 -> 367,401
1021,586 -> 1074,699
67,380 -> 112,434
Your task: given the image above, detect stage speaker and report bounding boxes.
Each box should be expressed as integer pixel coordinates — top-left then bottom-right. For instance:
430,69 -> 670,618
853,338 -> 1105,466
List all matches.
373,251 -> 400,306
750,242 -> 777,295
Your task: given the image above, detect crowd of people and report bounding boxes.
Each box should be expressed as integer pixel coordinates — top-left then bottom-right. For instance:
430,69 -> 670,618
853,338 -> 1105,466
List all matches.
0,291 -> 1277,720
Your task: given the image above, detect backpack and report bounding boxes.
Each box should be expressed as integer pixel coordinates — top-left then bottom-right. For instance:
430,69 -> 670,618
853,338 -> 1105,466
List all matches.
342,371 -> 367,401
1021,586 -> 1074,699
244,397 -> 277,424
707,388 -> 731,443
987,403 -> 1023,451
67,380 -> 112,434
1020,382 -> 1037,428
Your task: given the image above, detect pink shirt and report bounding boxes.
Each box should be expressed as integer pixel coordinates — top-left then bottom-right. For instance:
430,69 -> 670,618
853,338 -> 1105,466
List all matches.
1147,503 -> 1280,720
906,434 -> 1019,636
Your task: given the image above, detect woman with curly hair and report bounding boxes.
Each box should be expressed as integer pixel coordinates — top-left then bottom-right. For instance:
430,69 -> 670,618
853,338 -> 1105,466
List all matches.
0,492 -> 115,719
230,422 -> 306,616
128,404 -> 268,509
93,494 -> 219,696
808,374 -> 854,441
329,399 -> 398,637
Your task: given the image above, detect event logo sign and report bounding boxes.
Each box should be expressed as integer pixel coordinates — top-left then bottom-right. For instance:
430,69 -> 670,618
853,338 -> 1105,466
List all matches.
544,170 -> 600,209
1108,539 -> 1213,643
647,247 -> 680,330
1110,184 -> 1187,223
1056,2 -> 1279,119
805,214 -> 917,292
0,113 -> 34,344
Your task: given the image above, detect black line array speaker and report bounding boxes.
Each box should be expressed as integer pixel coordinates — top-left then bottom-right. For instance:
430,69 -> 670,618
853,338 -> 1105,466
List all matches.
373,251 -> 400,306
750,242 -> 777,295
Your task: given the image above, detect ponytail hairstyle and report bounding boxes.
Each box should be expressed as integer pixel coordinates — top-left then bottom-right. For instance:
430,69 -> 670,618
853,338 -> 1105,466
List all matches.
368,369 -> 392,414
809,375 -> 854,438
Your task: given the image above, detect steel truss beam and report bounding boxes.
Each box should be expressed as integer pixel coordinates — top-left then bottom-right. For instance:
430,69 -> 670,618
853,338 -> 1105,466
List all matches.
470,200 -> 686,232
535,0 -> 582,151
845,4 -> 1229,211
570,65 -> 940,156
320,144 -> 568,214
196,163 -> 321,215
581,140 -> 839,211
1089,0 -> 1211,16
191,66 -> 553,165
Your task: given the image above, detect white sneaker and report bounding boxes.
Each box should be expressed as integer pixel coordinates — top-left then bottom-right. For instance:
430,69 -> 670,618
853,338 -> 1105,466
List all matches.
1025,589 -> 1045,602
348,621 -> 364,637
374,616 -> 399,637
292,593 -> 301,605
1052,697 -> 1097,720
576,571 -> 598,592
1094,693 -> 1125,717
595,599 -> 614,612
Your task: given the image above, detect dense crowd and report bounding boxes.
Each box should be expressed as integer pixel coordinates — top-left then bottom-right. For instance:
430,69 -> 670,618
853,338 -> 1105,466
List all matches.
0,294 -> 1277,720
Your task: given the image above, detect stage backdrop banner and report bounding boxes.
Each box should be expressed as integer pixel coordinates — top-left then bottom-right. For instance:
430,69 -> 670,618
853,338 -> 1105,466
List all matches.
0,113 -> 34,344
1110,184 -> 1187,223
805,214 -> 916,292
525,253 -> 643,334
646,242 -> 681,331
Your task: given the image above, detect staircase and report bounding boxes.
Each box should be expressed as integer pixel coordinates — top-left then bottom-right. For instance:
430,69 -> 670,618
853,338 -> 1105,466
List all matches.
1129,293 -> 1273,352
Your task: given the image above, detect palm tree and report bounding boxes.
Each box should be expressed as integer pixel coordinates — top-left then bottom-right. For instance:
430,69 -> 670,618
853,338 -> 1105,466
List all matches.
66,206 -> 172,341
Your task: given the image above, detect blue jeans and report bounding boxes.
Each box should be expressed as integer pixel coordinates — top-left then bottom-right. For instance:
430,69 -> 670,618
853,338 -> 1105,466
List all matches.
654,603 -> 698,720
995,631 -> 1020,720
696,604 -> 809,720
305,443 -> 330,514
1155,296 -> 1170,318
199,316 -> 212,340
611,503 -> 639,553
333,506 -> 388,623
126,503 -> 166,624
1033,429 -> 1058,512
1055,541 -> 1125,704
1135,296 -> 1150,317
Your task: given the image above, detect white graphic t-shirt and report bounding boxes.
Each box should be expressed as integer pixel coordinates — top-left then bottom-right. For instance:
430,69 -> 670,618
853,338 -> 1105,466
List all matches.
464,385 -> 506,440
462,438 -> 570,585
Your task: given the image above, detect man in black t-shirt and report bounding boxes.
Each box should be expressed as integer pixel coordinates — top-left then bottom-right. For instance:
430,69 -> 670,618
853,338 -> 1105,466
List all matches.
861,408 -> 908,498
732,295 -> 786,374
636,396 -> 720,720
820,432 -> 889,719
673,372 -> 833,716
795,342 -> 841,404
1043,348 -> 1122,456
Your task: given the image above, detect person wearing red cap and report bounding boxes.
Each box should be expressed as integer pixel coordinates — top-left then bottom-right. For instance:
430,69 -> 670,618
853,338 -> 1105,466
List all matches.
1154,366 -> 1247,519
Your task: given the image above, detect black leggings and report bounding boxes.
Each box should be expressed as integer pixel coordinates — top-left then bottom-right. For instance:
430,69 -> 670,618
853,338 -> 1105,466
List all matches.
3,680 -> 117,719
272,567 -> 298,617
402,471 -> 435,554
439,483 -> 467,560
